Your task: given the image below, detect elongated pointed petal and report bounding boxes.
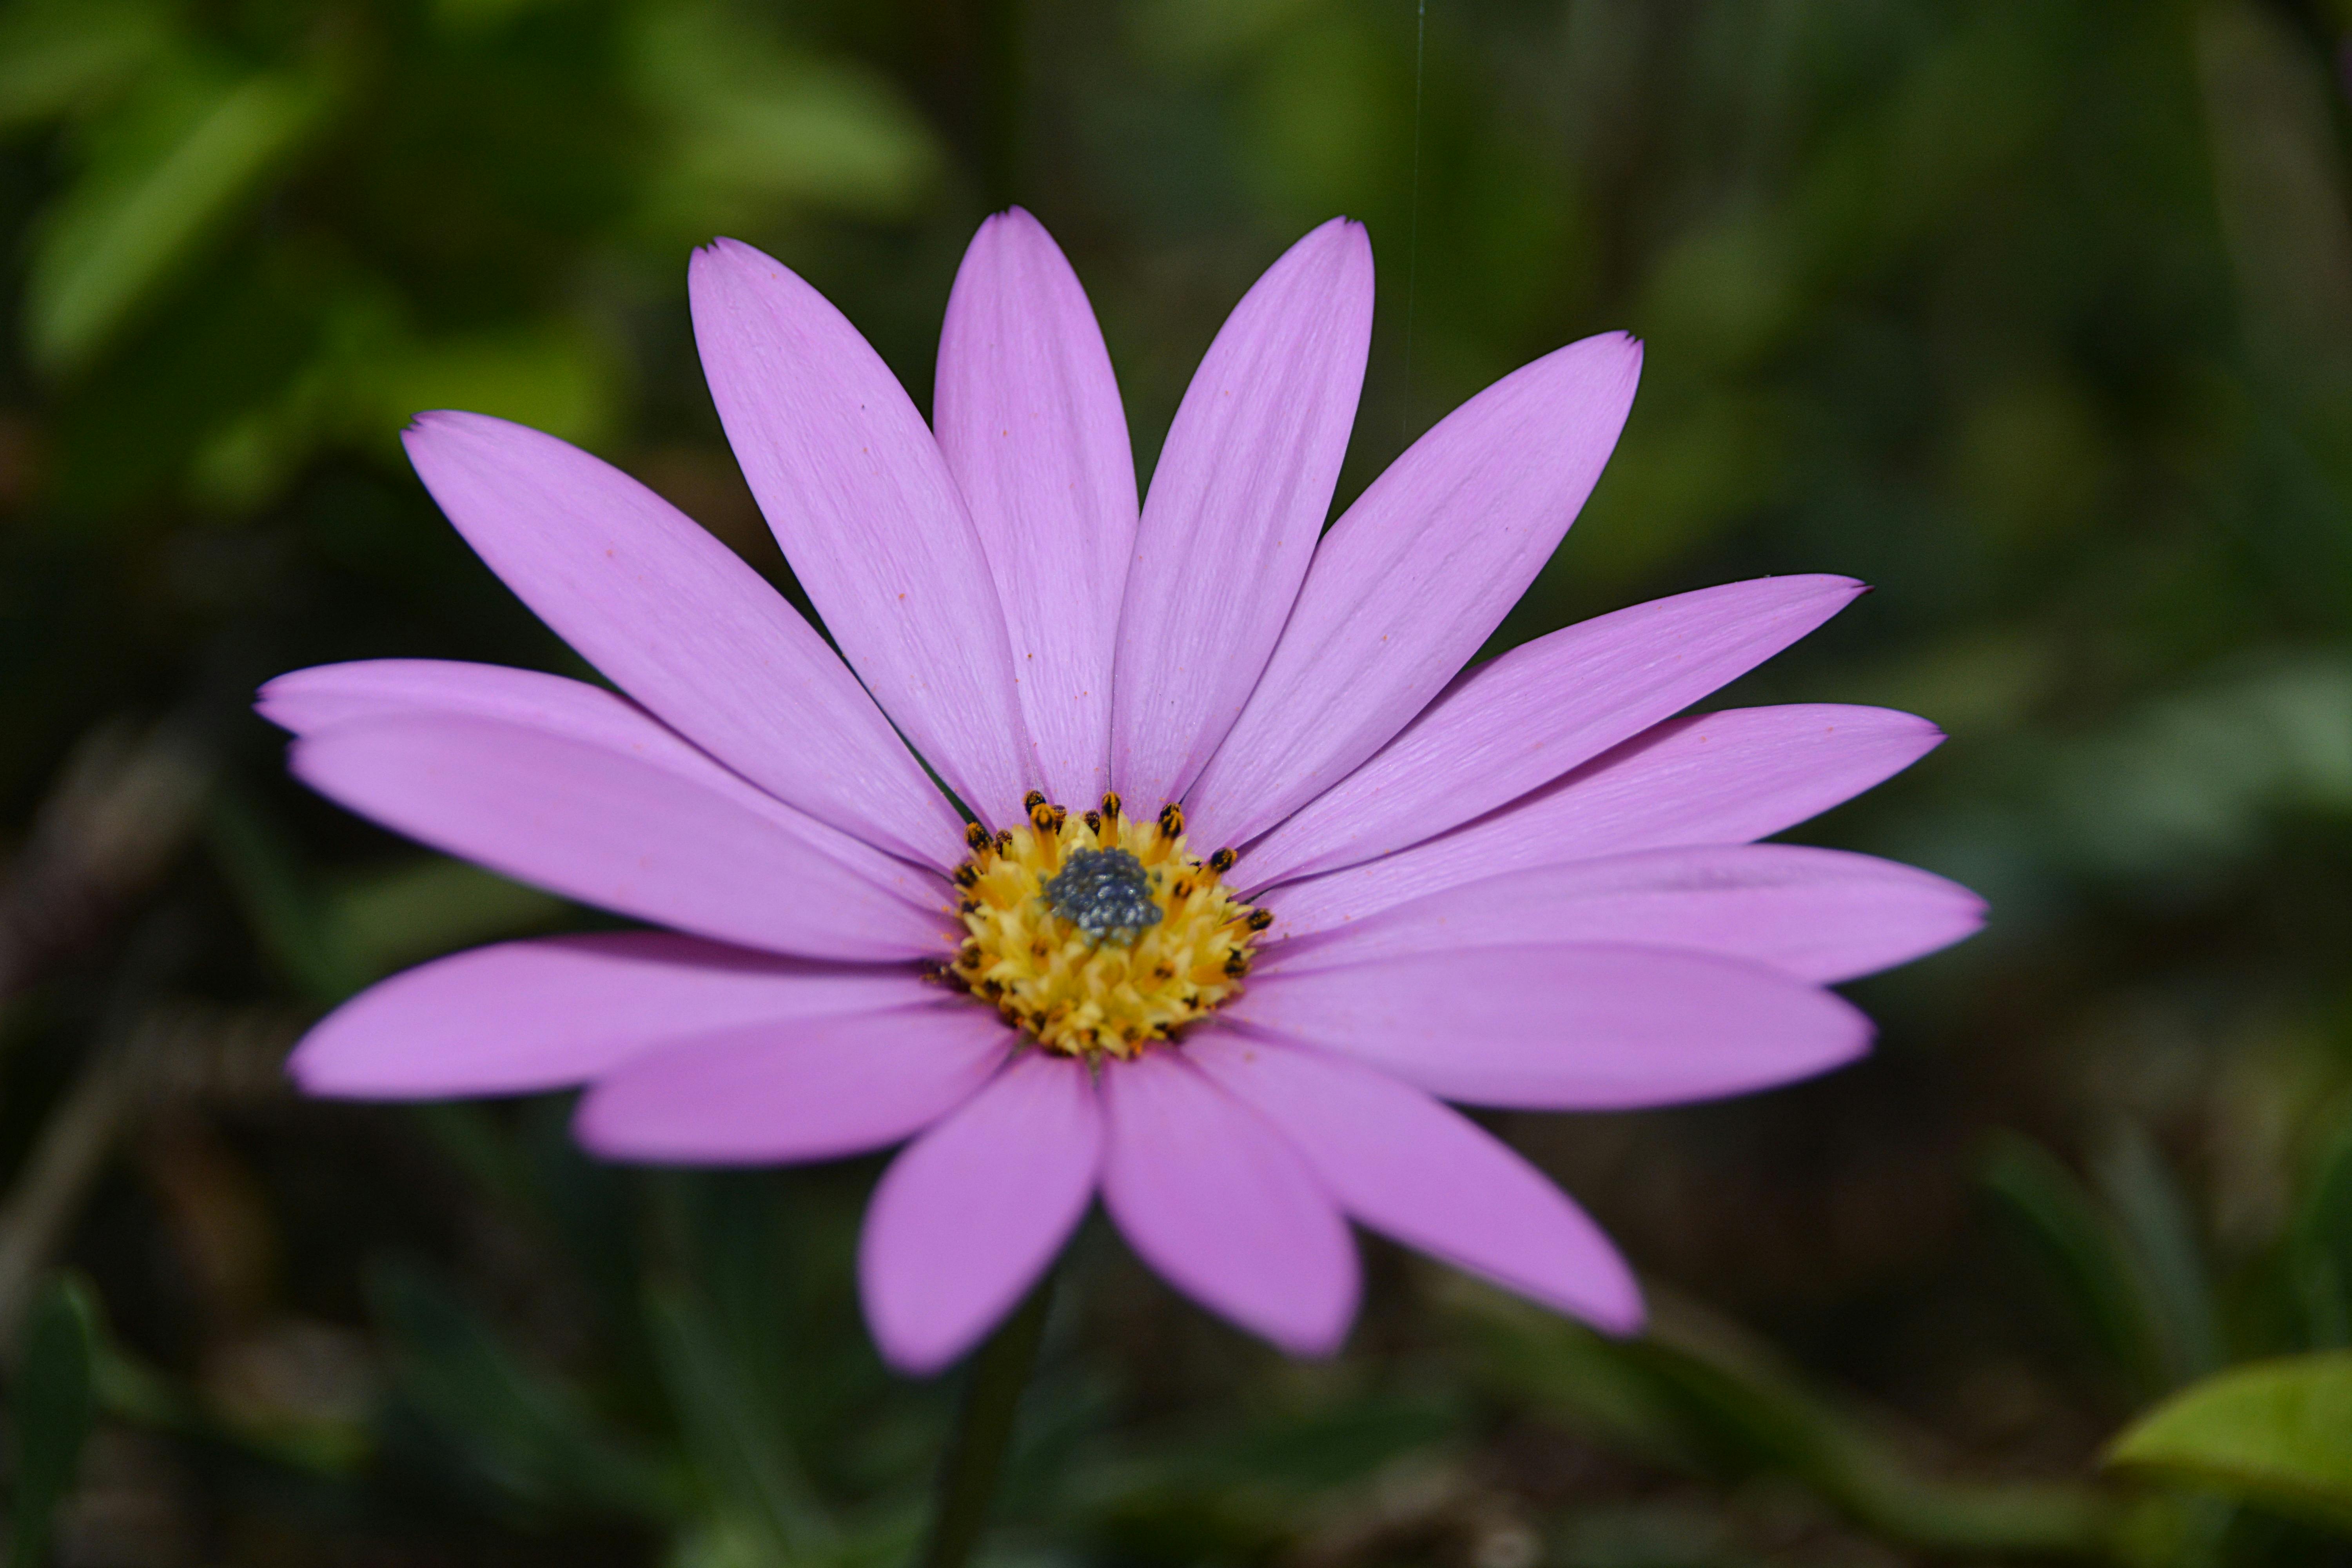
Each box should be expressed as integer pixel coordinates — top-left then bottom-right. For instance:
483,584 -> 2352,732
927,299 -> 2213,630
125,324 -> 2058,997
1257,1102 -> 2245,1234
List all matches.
1239,577 -> 1865,887
691,240 -> 1033,826
401,413 -> 961,866
292,934 -> 931,1098
575,1003 -> 1009,1163
860,1052 -> 1100,1374
292,714 -> 952,962
1111,220 -> 1374,809
1186,334 -> 1641,848
1259,704 -> 1944,937
1100,1051 -> 1357,1355
1187,1033 -> 1642,1332
1229,944 -> 1872,1110
935,210 -> 1138,806
260,659 -> 725,773
1267,844 -> 1984,984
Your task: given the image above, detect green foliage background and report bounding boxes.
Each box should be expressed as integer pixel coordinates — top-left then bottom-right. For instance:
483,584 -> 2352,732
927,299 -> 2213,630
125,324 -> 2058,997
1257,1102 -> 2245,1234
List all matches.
2,0 -> 2350,1563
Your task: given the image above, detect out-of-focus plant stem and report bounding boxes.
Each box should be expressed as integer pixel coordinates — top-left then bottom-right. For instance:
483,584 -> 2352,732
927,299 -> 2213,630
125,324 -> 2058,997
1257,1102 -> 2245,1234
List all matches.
919,1271 -> 1053,1568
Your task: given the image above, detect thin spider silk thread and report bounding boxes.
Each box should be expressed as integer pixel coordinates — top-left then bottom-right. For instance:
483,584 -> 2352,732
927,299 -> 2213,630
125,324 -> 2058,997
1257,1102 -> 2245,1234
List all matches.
1400,0 -> 1428,444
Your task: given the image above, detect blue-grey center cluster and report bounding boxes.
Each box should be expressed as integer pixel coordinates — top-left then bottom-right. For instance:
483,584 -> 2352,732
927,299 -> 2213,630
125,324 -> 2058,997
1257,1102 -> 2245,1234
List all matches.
1042,847 -> 1163,947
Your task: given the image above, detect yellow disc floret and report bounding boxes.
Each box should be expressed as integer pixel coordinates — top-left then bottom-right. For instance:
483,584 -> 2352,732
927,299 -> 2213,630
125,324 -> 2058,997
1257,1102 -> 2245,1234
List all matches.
947,793 -> 1271,1060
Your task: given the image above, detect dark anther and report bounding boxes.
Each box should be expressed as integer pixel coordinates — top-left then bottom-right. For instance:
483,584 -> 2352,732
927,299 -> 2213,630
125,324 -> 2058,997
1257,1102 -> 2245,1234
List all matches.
1223,950 -> 1249,977
1049,804 -> 1068,833
1082,810 -> 1102,836
953,864 -> 979,888
1157,803 -> 1184,837
1245,907 -> 1274,931
959,899 -> 981,916
1023,790 -> 1049,812
1101,792 -> 1122,820
1042,846 -> 1164,946
1207,847 -> 1236,874
965,822 -> 993,853
995,830 -> 1014,855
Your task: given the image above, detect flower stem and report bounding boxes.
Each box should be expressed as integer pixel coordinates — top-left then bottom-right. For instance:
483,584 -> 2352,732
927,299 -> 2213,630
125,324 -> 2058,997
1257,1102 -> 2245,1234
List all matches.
918,1273 -> 1054,1568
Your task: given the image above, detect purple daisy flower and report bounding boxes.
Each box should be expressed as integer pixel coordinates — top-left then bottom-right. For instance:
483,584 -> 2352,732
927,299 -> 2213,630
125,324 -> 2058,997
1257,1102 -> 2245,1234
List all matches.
263,211 -> 1981,1374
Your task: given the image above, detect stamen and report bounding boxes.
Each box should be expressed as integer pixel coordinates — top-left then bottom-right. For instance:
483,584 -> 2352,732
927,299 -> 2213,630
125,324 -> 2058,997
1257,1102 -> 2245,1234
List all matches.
947,794 -> 1267,1060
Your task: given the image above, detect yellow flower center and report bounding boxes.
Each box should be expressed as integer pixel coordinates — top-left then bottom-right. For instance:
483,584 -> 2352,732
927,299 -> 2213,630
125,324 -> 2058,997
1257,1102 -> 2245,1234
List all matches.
947,793 -> 1269,1060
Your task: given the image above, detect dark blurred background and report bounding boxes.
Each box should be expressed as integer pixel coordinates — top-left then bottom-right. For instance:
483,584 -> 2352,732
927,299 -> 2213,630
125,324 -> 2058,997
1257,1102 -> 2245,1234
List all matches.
2,0 -> 2350,1563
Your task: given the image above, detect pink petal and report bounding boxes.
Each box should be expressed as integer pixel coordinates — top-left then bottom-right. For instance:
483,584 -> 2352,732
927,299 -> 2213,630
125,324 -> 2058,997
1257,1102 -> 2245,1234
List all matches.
1261,704 -> 1944,937
401,413 -> 961,867
574,1002 -> 1010,1163
935,210 -> 1138,808
1099,1051 -> 1357,1356
690,239 -> 1031,826
1185,334 -> 1642,849
260,660 -> 726,775
291,714 -> 953,963
1186,1033 -> 1642,1332
1109,220 -> 1374,811
1228,945 -> 1873,1110
859,1052 -> 1101,1374
1266,844 -> 1984,984
261,666 -> 958,935
292,934 -> 930,1099
1238,576 -> 1866,887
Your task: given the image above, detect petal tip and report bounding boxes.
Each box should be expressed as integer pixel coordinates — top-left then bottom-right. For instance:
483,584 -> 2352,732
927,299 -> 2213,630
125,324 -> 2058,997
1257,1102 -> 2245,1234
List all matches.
1269,1302 -> 1357,1359
399,410 -> 468,457
1589,1289 -> 1648,1338
863,1294 -> 981,1378
689,236 -> 779,293
1292,215 -> 1374,276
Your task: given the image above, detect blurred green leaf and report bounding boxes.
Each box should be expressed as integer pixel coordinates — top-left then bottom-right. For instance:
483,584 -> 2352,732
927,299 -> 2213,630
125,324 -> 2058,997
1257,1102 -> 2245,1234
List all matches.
1566,392 -> 1784,586
2098,1125 -> 2225,1390
432,0 -> 580,36
5,1275 -> 98,1568
329,858 -> 566,978
2292,1117 -> 2352,1348
2196,0 -> 2352,389
645,1280 -> 835,1562
207,790 -> 364,1006
2106,1352 -> 2352,1535
212,790 -> 572,1004
363,322 -> 623,453
370,1259 -> 676,1521
2046,655 -> 2352,885
1062,1388 -> 1463,1565
1982,1132 -> 2175,1398
1446,1280 -> 2112,1557
0,0 -> 172,132
1551,1501 -> 1759,1568
628,0 -> 940,236
27,64 -> 334,376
